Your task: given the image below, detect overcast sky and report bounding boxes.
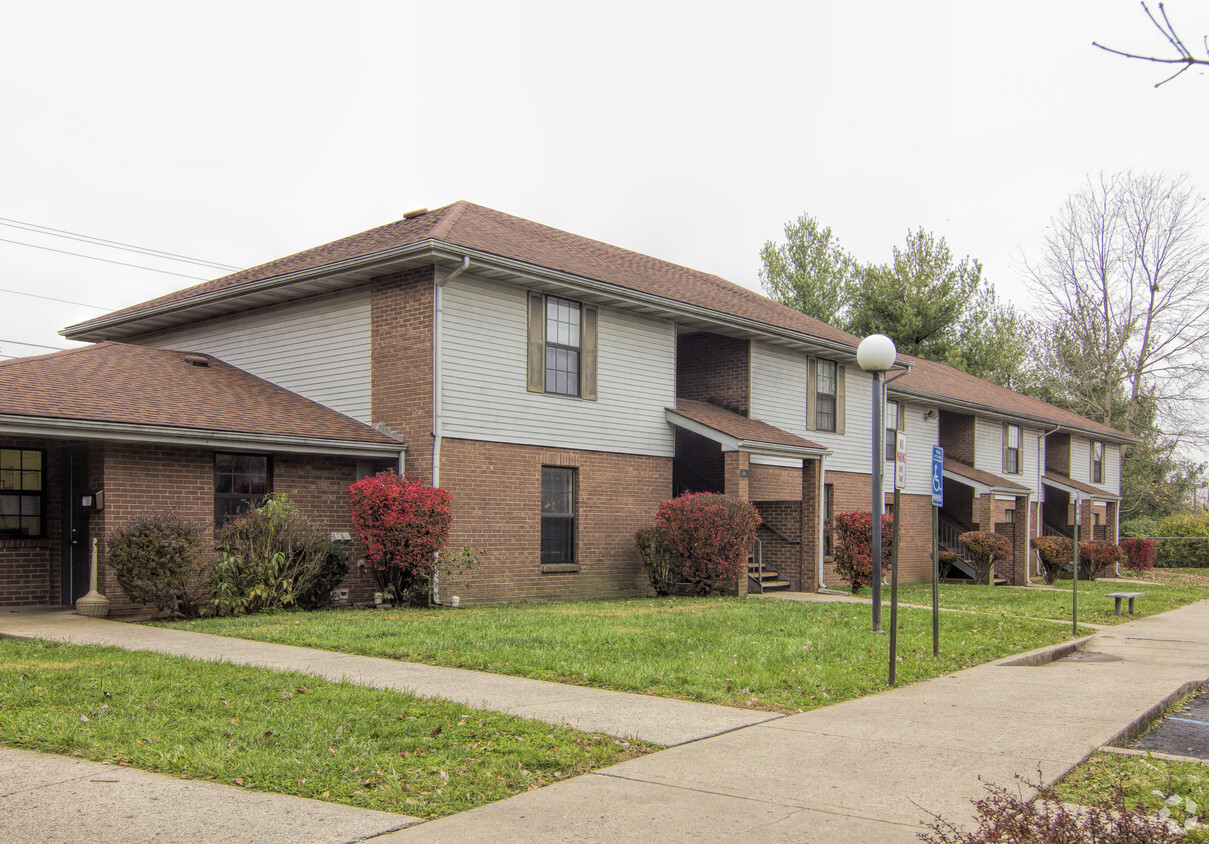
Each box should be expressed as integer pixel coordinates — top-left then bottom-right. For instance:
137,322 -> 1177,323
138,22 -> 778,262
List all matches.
2,1 -> 1207,368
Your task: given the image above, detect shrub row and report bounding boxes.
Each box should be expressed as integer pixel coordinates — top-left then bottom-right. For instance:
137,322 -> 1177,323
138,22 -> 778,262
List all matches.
1030,536 -> 1127,583
1120,513 -> 1209,567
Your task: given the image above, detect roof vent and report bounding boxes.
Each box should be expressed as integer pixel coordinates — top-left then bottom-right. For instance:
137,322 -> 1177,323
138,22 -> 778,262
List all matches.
183,354 -> 209,367
402,207 -> 429,219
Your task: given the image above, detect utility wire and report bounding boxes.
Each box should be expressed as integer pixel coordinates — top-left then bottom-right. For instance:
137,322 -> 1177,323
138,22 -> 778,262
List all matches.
0,338 -> 69,351
0,216 -> 240,271
0,286 -> 113,310
0,236 -> 209,281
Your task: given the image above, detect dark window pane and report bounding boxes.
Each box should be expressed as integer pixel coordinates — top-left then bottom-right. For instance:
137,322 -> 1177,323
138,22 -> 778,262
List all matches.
540,467 -> 576,563
816,395 -> 836,432
541,517 -> 574,563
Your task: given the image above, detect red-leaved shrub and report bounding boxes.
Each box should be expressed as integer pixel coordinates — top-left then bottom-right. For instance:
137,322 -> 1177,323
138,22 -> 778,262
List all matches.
832,511 -> 894,593
959,531 -> 1011,585
1031,536 -> 1073,584
655,493 -> 760,595
1119,538 -> 1157,572
348,472 -> 452,604
1077,540 -> 1124,581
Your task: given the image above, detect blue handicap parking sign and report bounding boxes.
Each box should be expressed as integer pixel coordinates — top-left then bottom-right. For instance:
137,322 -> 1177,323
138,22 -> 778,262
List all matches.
931,446 -> 944,507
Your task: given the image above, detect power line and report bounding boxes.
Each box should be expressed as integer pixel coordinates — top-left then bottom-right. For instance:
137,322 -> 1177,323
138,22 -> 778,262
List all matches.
0,236 -> 209,281
0,338 -> 69,351
0,216 -> 241,271
0,286 -> 113,310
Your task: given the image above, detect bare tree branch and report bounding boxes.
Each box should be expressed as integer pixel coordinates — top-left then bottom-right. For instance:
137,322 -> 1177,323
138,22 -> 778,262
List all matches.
1093,2 -> 1209,87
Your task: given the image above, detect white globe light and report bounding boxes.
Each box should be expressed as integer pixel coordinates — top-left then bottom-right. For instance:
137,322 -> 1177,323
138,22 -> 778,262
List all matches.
856,334 -> 897,372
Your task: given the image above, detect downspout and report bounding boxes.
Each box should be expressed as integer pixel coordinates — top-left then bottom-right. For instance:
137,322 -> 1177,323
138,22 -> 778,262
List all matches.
1032,425 -> 1060,582
430,256 -> 471,605
817,453 -> 827,590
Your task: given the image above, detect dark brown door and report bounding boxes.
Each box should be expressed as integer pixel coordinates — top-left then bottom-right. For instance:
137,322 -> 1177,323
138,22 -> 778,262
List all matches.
59,445 -> 90,605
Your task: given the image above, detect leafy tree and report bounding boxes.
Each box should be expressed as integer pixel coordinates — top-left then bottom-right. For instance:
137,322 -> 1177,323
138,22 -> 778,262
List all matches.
759,213 -> 857,326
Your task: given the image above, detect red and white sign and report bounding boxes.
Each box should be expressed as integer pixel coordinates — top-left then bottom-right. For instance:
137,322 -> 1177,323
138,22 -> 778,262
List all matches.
894,431 -> 908,490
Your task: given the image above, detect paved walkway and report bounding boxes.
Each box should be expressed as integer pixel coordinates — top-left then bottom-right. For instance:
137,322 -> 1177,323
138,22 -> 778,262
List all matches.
3,599 -> 1209,842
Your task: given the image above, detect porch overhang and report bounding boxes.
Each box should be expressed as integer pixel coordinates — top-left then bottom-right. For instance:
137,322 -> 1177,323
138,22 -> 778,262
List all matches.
1042,471 -> 1121,501
0,414 -> 407,460
942,458 -> 1030,497
665,404 -> 829,461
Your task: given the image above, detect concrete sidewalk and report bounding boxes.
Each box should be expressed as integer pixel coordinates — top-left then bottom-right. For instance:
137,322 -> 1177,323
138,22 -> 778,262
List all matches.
0,748 -> 420,844
0,607 -> 779,746
4,600 -> 1208,842
379,599 -> 1209,842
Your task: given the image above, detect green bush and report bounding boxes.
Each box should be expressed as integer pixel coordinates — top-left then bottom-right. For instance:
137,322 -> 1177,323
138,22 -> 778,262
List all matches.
1120,515 -> 1160,538
106,510 -> 209,618
635,526 -> 682,596
1122,513 -> 1209,567
212,494 -> 344,616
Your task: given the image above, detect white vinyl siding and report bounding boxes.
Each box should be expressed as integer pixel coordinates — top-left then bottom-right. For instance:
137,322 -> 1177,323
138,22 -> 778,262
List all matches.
136,289 -> 372,422
1103,444 -> 1121,494
440,275 -> 675,456
749,343 -> 935,494
974,418 -> 1042,497
1069,436 -> 1092,484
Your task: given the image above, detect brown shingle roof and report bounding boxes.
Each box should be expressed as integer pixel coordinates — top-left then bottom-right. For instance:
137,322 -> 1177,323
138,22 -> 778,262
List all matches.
66,202 -> 1132,445
943,458 -> 1029,493
893,355 -> 1136,442
1044,471 -> 1118,499
671,399 -> 825,451
0,343 -> 401,446
67,201 -> 861,349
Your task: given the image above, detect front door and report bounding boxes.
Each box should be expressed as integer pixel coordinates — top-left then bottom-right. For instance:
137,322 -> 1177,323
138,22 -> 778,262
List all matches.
59,445 -> 90,605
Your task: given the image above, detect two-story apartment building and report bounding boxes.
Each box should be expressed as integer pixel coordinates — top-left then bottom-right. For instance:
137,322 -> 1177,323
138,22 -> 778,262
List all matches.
0,202 -> 1134,612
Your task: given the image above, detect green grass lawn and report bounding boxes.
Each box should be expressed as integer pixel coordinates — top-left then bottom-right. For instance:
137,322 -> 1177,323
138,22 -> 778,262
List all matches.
167,597 -> 1086,713
0,639 -> 652,819
1055,752 -> 1209,842
888,568 -> 1209,625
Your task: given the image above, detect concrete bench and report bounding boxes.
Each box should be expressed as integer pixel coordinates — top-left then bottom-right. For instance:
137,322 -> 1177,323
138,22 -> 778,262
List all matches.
1106,591 -> 1143,616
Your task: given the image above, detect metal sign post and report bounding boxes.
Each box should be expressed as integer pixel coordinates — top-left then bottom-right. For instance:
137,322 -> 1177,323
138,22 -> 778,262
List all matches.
1072,495 -> 1080,635
889,431 -> 907,686
931,446 -> 944,656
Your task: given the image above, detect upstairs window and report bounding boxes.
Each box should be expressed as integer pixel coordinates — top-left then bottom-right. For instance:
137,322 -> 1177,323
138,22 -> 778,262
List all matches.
214,452 -> 270,526
545,296 -> 581,396
816,359 -> 838,432
541,466 -> 576,564
0,448 -> 43,537
1003,424 -> 1021,475
885,400 -> 900,461
526,293 -> 598,400
1092,441 -> 1104,484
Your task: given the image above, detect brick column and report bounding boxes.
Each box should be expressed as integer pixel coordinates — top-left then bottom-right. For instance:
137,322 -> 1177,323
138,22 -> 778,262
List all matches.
723,451 -> 750,501
1011,494 -> 1029,585
801,458 -> 820,592
1079,498 -> 1094,543
1106,501 -> 1119,543
972,493 -> 993,532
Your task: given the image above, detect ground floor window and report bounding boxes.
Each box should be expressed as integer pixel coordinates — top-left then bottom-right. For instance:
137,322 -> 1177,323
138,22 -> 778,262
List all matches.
1004,509 -> 1015,523
0,448 -> 43,537
214,452 -> 270,526
541,466 -> 576,564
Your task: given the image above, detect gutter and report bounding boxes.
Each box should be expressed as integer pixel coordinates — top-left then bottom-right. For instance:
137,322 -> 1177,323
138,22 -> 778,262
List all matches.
818,452 -> 827,590
0,414 -> 406,459
430,256 -> 471,607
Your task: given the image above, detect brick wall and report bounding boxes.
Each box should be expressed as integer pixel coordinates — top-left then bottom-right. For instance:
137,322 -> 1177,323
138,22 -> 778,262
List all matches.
822,469 -> 933,587
1046,433 -> 1070,475
0,437 -> 68,607
371,266 -> 435,483
676,333 -> 750,416
749,464 -> 803,500
754,500 -> 803,588
938,412 -> 975,465
437,437 -> 672,604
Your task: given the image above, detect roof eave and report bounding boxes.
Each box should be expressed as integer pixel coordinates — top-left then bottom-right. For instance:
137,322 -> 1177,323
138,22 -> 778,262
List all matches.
0,414 -> 406,458
890,386 -> 1138,444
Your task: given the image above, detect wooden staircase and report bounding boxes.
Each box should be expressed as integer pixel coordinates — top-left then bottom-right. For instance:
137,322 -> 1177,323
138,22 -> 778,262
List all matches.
747,539 -> 794,593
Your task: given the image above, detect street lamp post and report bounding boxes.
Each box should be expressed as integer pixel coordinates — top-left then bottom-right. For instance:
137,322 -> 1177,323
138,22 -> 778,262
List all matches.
857,334 -> 897,633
